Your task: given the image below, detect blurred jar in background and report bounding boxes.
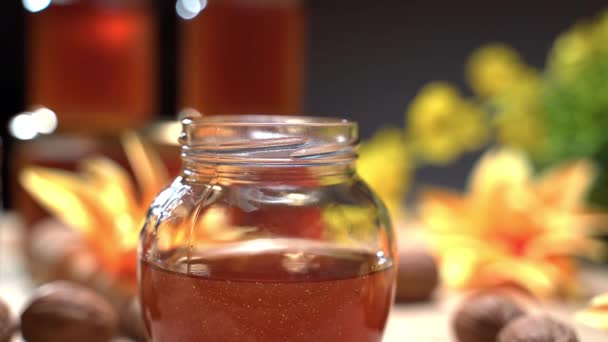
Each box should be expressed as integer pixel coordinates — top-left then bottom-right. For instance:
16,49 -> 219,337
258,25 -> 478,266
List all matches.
24,0 -> 158,133
178,0 -> 306,115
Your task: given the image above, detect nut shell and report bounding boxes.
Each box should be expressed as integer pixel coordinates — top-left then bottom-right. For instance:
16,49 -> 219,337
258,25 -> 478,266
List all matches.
453,292 -> 525,342
120,297 -> 148,341
396,248 -> 439,302
21,281 -> 119,342
498,315 -> 578,342
0,298 -> 14,342
27,219 -> 100,284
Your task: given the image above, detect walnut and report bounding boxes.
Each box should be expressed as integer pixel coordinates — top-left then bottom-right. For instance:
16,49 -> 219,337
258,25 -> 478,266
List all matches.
395,248 -> 439,302
119,296 -> 148,341
498,315 -> 578,342
453,292 -> 525,342
21,281 -> 119,342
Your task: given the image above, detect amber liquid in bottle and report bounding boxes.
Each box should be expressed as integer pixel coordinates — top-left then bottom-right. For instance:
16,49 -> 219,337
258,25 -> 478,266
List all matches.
140,240 -> 394,342
26,1 -> 157,132
179,0 -> 305,115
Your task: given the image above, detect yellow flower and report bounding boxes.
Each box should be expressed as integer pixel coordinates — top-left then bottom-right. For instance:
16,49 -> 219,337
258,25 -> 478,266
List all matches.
419,148 -> 606,298
357,128 -> 410,220
593,11 -> 608,53
492,74 -> 547,157
457,101 -> 489,151
466,44 -> 534,98
548,23 -> 595,80
548,10 -> 608,81
406,82 -> 489,164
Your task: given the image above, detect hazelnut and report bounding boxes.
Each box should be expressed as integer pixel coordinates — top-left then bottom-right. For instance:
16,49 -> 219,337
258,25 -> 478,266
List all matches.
0,298 -> 15,342
453,292 -> 525,342
395,248 -> 439,302
27,219 -> 100,284
21,281 -> 119,342
119,297 -> 148,341
498,315 -> 578,342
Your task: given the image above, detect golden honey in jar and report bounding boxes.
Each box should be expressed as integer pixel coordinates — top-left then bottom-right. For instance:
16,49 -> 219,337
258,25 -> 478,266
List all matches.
139,116 -> 396,342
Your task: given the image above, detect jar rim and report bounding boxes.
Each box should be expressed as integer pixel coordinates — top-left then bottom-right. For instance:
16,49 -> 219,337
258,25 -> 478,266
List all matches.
180,115 -> 358,167
182,115 -> 355,128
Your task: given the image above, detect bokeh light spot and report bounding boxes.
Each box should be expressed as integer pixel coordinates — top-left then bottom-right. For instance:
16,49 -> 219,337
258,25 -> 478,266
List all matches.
9,113 -> 38,140
31,107 -> 58,134
176,0 -> 208,20
22,0 -> 52,13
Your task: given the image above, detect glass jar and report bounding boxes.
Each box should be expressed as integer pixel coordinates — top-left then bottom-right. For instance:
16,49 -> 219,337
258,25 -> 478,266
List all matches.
139,115 -> 396,342
24,0 -> 157,133
177,0 -> 306,115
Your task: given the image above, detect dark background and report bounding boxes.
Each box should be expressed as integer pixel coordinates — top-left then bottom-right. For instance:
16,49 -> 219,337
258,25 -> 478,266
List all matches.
0,0 -> 605,205
306,0 -> 603,137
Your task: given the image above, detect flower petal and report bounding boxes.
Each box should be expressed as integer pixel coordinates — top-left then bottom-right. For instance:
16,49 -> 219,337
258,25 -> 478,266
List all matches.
535,160 -> 596,210
468,149 -> 532,201
19,167 -> 120,266
122,133 -> 169,207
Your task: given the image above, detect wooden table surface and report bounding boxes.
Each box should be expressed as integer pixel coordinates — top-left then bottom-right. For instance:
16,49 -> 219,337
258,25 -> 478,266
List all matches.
2,214 -> 608,341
